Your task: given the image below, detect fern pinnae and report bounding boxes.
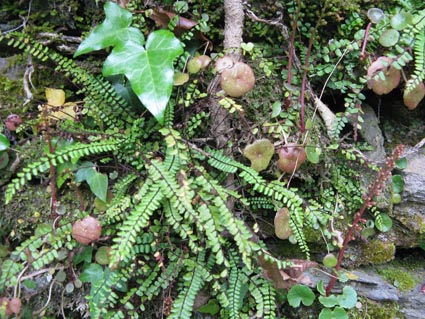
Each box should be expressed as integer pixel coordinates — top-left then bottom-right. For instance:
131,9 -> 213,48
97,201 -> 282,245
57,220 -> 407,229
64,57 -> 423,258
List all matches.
110,183 -> 163,265
169,251 -> 211,319
5,138 -> 122,204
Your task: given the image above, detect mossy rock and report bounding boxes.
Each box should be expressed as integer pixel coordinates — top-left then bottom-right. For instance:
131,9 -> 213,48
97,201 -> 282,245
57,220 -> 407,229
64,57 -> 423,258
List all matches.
360,239 -> 396,265
349,298 -> 404,319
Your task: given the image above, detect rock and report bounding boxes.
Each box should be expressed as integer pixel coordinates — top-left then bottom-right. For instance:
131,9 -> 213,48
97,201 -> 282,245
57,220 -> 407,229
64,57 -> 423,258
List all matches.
398,281 -> 425,319
306,267 -> 399,302
390,147 -> 425,247
360,104 -> 386,162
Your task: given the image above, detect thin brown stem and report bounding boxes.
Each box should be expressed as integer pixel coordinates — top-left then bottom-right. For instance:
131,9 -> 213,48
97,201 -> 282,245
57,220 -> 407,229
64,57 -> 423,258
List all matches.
325,145 -> 403,295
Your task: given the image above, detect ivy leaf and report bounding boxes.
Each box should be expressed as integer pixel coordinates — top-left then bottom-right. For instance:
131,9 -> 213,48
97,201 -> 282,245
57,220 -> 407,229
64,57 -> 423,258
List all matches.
73,2 -> 144,57
86,171 -> 108,202
319,294 -> 338,307
102,30 -> 183,124
74,2 -> 183,124
79,263 -> 104,283
0,134 -> 10,152
287,284 -> 315,307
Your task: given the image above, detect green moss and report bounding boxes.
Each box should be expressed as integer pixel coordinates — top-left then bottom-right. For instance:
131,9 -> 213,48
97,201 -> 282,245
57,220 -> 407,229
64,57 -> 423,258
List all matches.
377,266 -> 417,292
349,298 -> 403,319
360,239 -> 395,265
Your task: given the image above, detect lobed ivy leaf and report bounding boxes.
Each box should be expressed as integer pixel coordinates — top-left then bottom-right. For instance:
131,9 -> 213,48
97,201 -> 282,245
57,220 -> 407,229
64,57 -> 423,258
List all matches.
337,286 -> 357,309
73,2 -> 144,57
0,134 -> 10,152
102,30 -> 183,124
74,1 -> 183,125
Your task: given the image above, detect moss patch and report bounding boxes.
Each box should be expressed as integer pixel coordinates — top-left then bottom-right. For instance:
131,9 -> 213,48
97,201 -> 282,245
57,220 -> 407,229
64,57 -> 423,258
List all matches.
360,239 -> 395,265
349,298 -> 403,319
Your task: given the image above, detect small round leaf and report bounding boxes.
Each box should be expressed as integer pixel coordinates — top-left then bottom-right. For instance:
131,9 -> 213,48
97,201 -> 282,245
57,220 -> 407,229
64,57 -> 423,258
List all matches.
375,213 -> 393,232
367,8 -> 385,24
379,29 -> 400,47
287,284 -> 315,307
390,12 -> 413,30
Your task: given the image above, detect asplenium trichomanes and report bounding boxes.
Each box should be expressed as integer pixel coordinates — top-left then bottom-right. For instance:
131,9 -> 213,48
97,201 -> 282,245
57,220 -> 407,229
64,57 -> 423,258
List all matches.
74,1 -> 183,125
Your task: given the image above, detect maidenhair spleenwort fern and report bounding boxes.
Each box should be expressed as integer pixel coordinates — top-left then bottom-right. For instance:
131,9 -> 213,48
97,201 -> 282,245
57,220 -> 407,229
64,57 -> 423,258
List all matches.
5,138 -> 123,203
206,147 -> 313,258
0,33 -> 137,130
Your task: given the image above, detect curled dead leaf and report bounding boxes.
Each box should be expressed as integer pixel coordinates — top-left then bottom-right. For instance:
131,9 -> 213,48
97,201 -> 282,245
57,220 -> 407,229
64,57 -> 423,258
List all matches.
150,8 -> 213,50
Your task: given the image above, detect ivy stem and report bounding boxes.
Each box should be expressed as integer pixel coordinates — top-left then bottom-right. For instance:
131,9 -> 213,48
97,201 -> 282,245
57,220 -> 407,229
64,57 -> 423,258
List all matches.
325,145 -> 403,296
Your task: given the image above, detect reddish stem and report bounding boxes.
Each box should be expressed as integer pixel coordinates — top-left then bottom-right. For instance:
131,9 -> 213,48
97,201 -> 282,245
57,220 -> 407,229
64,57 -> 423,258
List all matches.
325,145 -> 403,295
360,23 -> 372,61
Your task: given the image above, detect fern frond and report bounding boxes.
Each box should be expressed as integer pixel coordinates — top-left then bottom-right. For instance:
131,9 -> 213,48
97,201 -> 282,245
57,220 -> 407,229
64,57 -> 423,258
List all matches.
224,252 -> 249,319
110,181 -> 163,264
169,251 -> 212,319
249,275 -> 276,319
0,260 -> 24,292
5,138 -> 122,203
405,28 -> 425,93
206,149 -> 311,258
0,33 -> 136,130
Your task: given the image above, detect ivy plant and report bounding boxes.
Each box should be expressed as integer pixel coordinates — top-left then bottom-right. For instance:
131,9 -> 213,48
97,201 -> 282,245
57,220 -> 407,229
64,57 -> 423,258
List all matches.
74,1 -> 184,124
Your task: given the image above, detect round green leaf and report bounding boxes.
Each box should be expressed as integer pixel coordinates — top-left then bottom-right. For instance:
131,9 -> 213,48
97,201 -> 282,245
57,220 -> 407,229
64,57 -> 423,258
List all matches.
306,145 -> 322,164
65,282 -> 75,293
392,193 -> 402,204
392,174 -> 404,193
367,8 -> 385,24
319,307 -> 348,319
337,286 -> 357,309
287,284 -> 315,307
390,12 -> 413,30
55,270 -> 67,282
395,158 -> 407,170
0,134 -> 10,152
379,29 -> 400,47
375,213 -> 393,232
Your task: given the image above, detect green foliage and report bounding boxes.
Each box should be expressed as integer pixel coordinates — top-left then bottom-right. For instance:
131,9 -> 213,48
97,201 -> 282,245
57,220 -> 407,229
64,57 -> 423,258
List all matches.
1,1 -> 416,318
74,1 -> 184,124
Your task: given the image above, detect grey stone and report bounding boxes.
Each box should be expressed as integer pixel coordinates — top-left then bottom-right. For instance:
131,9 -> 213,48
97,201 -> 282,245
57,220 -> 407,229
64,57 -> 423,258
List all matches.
391,147 -> 425,246
306,268 -> 399,302
361,104 -> 386,162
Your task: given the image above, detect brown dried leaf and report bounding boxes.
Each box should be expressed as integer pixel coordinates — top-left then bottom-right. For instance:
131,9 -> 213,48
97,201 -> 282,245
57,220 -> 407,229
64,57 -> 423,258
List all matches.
150,8 -> 213,50
258,254 -> 317,289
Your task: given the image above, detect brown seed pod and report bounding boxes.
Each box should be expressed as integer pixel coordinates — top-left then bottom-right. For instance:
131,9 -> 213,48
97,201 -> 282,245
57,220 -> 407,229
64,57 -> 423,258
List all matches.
72,216 -> 102,245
